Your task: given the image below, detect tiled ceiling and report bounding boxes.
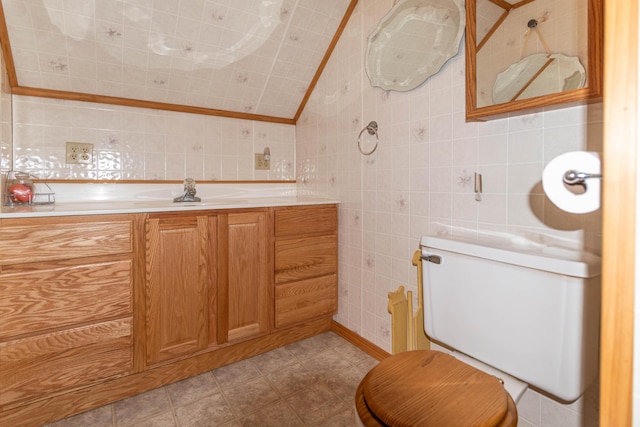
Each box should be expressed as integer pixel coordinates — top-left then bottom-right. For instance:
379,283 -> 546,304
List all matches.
0,0 -> 355,122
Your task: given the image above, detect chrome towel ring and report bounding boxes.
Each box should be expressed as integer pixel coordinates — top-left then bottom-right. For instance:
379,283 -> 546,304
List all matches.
358,121 -> 379,155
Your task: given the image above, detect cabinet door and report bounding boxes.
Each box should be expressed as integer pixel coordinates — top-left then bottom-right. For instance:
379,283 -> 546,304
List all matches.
145,215 -> 213,365
217,211 -> 271,343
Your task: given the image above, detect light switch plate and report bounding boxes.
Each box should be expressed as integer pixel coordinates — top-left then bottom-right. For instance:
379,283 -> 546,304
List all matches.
255,153 -> 270,170
66,142 -> 93,164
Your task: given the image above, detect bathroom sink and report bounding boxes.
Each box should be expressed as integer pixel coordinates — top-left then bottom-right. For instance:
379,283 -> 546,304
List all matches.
171,199 -> 248,206
127,199 -> 248,209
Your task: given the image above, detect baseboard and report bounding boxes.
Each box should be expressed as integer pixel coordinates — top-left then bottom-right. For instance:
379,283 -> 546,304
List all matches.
330,320 -> 390,361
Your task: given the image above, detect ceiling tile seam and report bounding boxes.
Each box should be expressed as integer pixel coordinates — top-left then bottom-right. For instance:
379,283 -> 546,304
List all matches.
114,0 -> 126,90
166,0 -> 196,103
0,0 -> 352,124
293,0 -> 358,122
31,7 -> 54,89
254,0 -> 303,113
60,3 -> 74,91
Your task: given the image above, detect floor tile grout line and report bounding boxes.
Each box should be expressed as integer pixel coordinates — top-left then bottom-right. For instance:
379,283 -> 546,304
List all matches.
215,355 -> 302,425
44,332 -> 375,427
111,403 -> 117,427
207,367 -> 253,426
117,387 -> 174,427
163,385 -> 181,427
215,356 -> 315,426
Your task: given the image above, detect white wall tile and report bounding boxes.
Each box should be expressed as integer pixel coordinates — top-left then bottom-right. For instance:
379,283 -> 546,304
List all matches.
294,1 -> 602,425
11,96 -> 296,181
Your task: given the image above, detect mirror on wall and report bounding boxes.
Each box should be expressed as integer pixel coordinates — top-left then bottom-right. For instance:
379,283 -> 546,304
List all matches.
466,0 -> 603,121
365,0 -> 465,92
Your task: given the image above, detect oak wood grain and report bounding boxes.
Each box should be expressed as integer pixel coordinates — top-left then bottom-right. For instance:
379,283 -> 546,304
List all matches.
600,0 -> 637,424
275,204 -> 337,238
0,260 -> 132,340
330,321 -> 391,361
0,220 -> 132,266
355,375 -> 385,427
275,275 -> 337,328
145,215 -> 210,365
361,351 -> 516,427
275,234 -> 338,283
0,318 -> 331,427
220,210 -> 272,343
131,214 -> 148,373
206,216 -> 219,347
0,206 -> 337,425
0,318 -> 132,408
274,205 -> 338,327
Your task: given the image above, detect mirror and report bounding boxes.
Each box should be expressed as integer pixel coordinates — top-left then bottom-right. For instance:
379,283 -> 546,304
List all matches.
466,0 -> 603,120
492,53 -> 586,104
366,0 -> 465,92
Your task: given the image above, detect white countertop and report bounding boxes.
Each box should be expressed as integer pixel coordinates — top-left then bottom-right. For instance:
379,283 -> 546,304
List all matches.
0,182 -> 339,218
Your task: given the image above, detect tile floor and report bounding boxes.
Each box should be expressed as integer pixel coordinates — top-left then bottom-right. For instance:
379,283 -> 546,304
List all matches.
44,332 -> 379,427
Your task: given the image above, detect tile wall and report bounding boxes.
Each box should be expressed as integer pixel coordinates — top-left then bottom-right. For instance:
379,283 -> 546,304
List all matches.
295,1 -> 601,426
2,0 -> 352,118
11,95 -> 295,181
0,45 -> 11,173
4,1 -> 603,425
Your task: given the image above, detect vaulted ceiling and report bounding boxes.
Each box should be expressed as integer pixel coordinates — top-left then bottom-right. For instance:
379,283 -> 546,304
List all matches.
0,0 -> 357,123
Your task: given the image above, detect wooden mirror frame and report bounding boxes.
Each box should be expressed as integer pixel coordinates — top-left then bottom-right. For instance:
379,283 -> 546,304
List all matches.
465,0 -> 604,121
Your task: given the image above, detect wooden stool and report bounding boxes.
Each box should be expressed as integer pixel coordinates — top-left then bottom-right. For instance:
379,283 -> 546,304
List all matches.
355,350 -> 518,427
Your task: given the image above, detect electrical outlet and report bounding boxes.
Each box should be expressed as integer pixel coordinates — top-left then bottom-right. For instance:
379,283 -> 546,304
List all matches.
66,142 -> 93,164
255,153 -> 270,170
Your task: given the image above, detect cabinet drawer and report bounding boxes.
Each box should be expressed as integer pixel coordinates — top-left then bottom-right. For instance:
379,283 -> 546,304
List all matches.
0,220 -> 132,265
0,318 -> 133,407
275,235 -> 337,283
275,205 -> 337,238
0,261 -> 132,340
275,275 -> 337,328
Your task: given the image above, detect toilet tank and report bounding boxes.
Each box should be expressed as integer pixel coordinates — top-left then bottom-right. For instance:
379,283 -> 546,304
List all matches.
420,235 -> 601,402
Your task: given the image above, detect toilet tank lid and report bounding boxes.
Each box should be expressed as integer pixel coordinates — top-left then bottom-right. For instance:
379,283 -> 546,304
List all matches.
420,235 -> 601,278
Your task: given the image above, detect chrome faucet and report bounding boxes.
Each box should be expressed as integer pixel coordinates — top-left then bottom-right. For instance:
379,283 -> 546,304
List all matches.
173,178 -> 201,202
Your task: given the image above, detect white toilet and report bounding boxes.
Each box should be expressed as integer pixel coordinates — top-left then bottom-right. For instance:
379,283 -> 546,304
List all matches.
356,234 -> 601,426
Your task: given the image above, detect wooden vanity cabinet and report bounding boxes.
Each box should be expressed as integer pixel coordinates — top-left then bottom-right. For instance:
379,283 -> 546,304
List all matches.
274,205 -> 338,328
1,204 -> 337,426
145,213 -> 216,365
0,214 -> 138,409
217,210 -> 272,344
144,209 -> 272,365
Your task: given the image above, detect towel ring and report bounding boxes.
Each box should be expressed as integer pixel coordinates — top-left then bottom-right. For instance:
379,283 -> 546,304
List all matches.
358,121 -> 379,155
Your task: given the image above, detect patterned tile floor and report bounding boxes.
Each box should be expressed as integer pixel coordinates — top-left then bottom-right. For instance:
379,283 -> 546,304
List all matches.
44,332 -> 379,427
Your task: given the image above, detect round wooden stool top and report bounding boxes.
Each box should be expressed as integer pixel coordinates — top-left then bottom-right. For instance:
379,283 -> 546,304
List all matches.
356,350 -> 518,427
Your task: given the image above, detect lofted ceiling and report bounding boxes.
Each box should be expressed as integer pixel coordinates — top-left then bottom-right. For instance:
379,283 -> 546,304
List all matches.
0,0 -> 357,123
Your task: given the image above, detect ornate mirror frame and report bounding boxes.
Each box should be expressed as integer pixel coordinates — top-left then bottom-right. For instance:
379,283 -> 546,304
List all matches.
465,0 -> 603,121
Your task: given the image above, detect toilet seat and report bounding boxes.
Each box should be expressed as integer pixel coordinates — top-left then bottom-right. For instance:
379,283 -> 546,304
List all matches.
355,350 -> 518,427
